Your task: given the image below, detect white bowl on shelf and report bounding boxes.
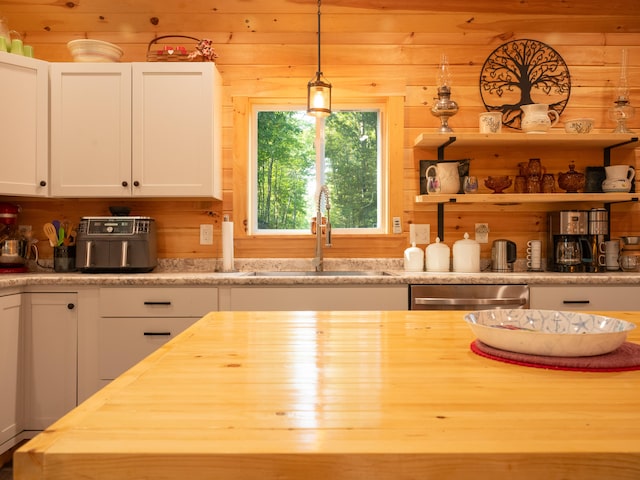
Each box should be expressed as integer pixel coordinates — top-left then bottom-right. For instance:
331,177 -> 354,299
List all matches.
67,39 -> 123,62
564,118 -> 594,134
464,309 -> 635,357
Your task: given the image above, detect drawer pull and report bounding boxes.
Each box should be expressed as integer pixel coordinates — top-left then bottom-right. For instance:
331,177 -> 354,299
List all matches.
143,332 -> 171,336
143,301 -> 172,306
562,300 -> 590,304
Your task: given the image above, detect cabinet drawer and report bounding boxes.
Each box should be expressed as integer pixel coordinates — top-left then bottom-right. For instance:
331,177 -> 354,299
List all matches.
99,287 -> 217,317
530,285 -> 640,311
98,316 -> 197,380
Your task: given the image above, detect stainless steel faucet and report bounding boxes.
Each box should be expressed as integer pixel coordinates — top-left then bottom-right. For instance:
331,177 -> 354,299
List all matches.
312,185 -> 332,271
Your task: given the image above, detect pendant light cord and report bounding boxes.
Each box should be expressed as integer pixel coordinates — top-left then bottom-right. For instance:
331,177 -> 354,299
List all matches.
316,0 -> 322,76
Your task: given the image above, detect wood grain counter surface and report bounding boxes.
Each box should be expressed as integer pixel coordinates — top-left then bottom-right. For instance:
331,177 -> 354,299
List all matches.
15,310 -> 640,480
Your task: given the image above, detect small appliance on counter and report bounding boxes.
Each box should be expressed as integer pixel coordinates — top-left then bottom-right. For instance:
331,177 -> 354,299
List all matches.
0,202 -> 35,273
491,239 -> 517,272
75,216 -> 157,273
548,210 -> 589,272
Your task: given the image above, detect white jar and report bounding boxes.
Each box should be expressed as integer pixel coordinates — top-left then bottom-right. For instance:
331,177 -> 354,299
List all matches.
425,237 -> 450,272
404,242 -> 424,272
453,232 -> 480,273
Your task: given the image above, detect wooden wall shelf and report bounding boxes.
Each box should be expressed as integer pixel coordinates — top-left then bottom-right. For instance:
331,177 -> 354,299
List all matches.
415,192 -> 639,204
414,132 -> 639,150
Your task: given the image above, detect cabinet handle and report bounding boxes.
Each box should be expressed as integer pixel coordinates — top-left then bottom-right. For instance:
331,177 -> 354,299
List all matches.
143,301 -> 172,306
122,181 -> 128,187
39,180 -> 47,187
133,181 -> 140,187
143,332 -> 171,336
67,303 -> 75,310
562,300 -> 590,304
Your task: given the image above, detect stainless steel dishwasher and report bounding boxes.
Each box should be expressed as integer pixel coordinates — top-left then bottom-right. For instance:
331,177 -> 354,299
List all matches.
409,284 -> 529,310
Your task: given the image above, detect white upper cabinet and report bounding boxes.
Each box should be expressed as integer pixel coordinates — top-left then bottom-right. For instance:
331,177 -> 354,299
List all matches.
50,62 -> 222,198
0,52 -> 49,196
50,63 -> 132,197
131,63 -> 221,197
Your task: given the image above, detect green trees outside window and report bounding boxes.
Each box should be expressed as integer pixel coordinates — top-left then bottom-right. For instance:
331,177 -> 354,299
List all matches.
256,109 -> 380,232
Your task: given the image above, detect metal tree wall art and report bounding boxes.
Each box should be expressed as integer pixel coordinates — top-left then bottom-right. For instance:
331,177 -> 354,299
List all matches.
479,39 -> 571,130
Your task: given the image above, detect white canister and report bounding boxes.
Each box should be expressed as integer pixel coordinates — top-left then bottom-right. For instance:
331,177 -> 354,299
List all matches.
404,242 -> 425,272
425,237 -> 450,272
453,232 -> 481,273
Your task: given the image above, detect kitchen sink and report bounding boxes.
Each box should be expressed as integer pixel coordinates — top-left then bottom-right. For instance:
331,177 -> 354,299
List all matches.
248,271 -> 392,277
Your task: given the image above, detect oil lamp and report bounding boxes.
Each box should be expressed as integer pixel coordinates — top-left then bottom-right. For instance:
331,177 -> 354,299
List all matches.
431,53 -> 458,133
608,48 -> 635,134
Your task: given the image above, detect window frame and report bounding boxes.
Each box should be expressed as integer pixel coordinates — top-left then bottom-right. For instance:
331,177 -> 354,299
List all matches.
248,100 -> 389,236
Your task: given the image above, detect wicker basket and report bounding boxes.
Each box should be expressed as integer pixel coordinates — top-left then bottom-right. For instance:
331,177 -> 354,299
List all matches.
146,35 -> 202,62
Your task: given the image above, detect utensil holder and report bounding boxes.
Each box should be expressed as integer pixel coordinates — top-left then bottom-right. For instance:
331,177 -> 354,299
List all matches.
54,245 -> 76,272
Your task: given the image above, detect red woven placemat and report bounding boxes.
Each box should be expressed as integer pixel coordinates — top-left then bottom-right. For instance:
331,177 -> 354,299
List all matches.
470,340 -> 640,372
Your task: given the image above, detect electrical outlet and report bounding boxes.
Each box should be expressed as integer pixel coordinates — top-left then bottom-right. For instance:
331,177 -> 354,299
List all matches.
410,224 -> 430,244
200,224 -> 214,245
475,223 -> 489,244
392,217 -> 402,234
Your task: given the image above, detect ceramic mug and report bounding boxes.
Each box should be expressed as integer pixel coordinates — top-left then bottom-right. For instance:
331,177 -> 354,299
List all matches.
605,239 -> 620,271
479,112 -> 502,134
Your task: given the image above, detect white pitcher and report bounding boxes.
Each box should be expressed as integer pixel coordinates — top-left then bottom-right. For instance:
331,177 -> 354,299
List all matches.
521,103 -> 559,134
602,165 -> 635,193
425,162 -> 460,194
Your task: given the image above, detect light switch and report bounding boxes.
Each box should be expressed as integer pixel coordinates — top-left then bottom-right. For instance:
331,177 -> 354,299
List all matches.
392,217 -> 402,234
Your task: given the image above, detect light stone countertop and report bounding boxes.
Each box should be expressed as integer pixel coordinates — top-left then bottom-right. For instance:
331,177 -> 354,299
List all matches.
1,257 -> 640,288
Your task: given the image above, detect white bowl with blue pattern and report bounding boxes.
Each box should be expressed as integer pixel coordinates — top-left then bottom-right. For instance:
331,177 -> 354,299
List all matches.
464,309 -> 636,357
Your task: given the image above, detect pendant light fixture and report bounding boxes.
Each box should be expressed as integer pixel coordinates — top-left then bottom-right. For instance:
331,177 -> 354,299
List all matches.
307,0 -> 331,117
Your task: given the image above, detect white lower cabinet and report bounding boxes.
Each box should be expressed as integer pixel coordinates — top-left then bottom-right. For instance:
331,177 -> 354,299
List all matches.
529,285 -> 640,311
221,285 -> 408,311
0,293 -> 22,449
23,292 -> 78,431
96,287 -> 218,382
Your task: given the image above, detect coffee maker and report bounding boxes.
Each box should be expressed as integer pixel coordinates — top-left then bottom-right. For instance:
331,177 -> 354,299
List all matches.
548,210 -> 588,272
585,208 -> 609,273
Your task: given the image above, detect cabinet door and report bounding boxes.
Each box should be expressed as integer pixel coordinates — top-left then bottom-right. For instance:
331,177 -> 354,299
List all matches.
50,63 -> 132,197
0,294 -> 22,446
0,52 -> 48,196
131,63 -> 222,198
530,285 -> 640,311
23,293 -> 78,431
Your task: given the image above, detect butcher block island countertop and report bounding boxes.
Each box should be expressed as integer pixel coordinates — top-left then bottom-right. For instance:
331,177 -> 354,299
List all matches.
15,310 -> 640,480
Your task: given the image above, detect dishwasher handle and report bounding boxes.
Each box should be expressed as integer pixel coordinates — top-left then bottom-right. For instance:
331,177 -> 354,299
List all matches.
414,297 -> 527,306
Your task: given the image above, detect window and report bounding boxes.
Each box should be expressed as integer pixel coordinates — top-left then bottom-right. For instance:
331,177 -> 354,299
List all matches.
250,103 -> 386,234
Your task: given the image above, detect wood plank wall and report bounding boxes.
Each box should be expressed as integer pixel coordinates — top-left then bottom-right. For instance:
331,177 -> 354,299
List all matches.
1,0 -> 639,262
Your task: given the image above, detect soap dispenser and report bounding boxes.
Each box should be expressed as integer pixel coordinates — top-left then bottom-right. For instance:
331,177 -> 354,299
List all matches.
404,242 -> 424,272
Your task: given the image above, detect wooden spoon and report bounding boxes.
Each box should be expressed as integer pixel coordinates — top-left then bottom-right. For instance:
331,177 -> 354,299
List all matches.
43,223 -> 59,247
